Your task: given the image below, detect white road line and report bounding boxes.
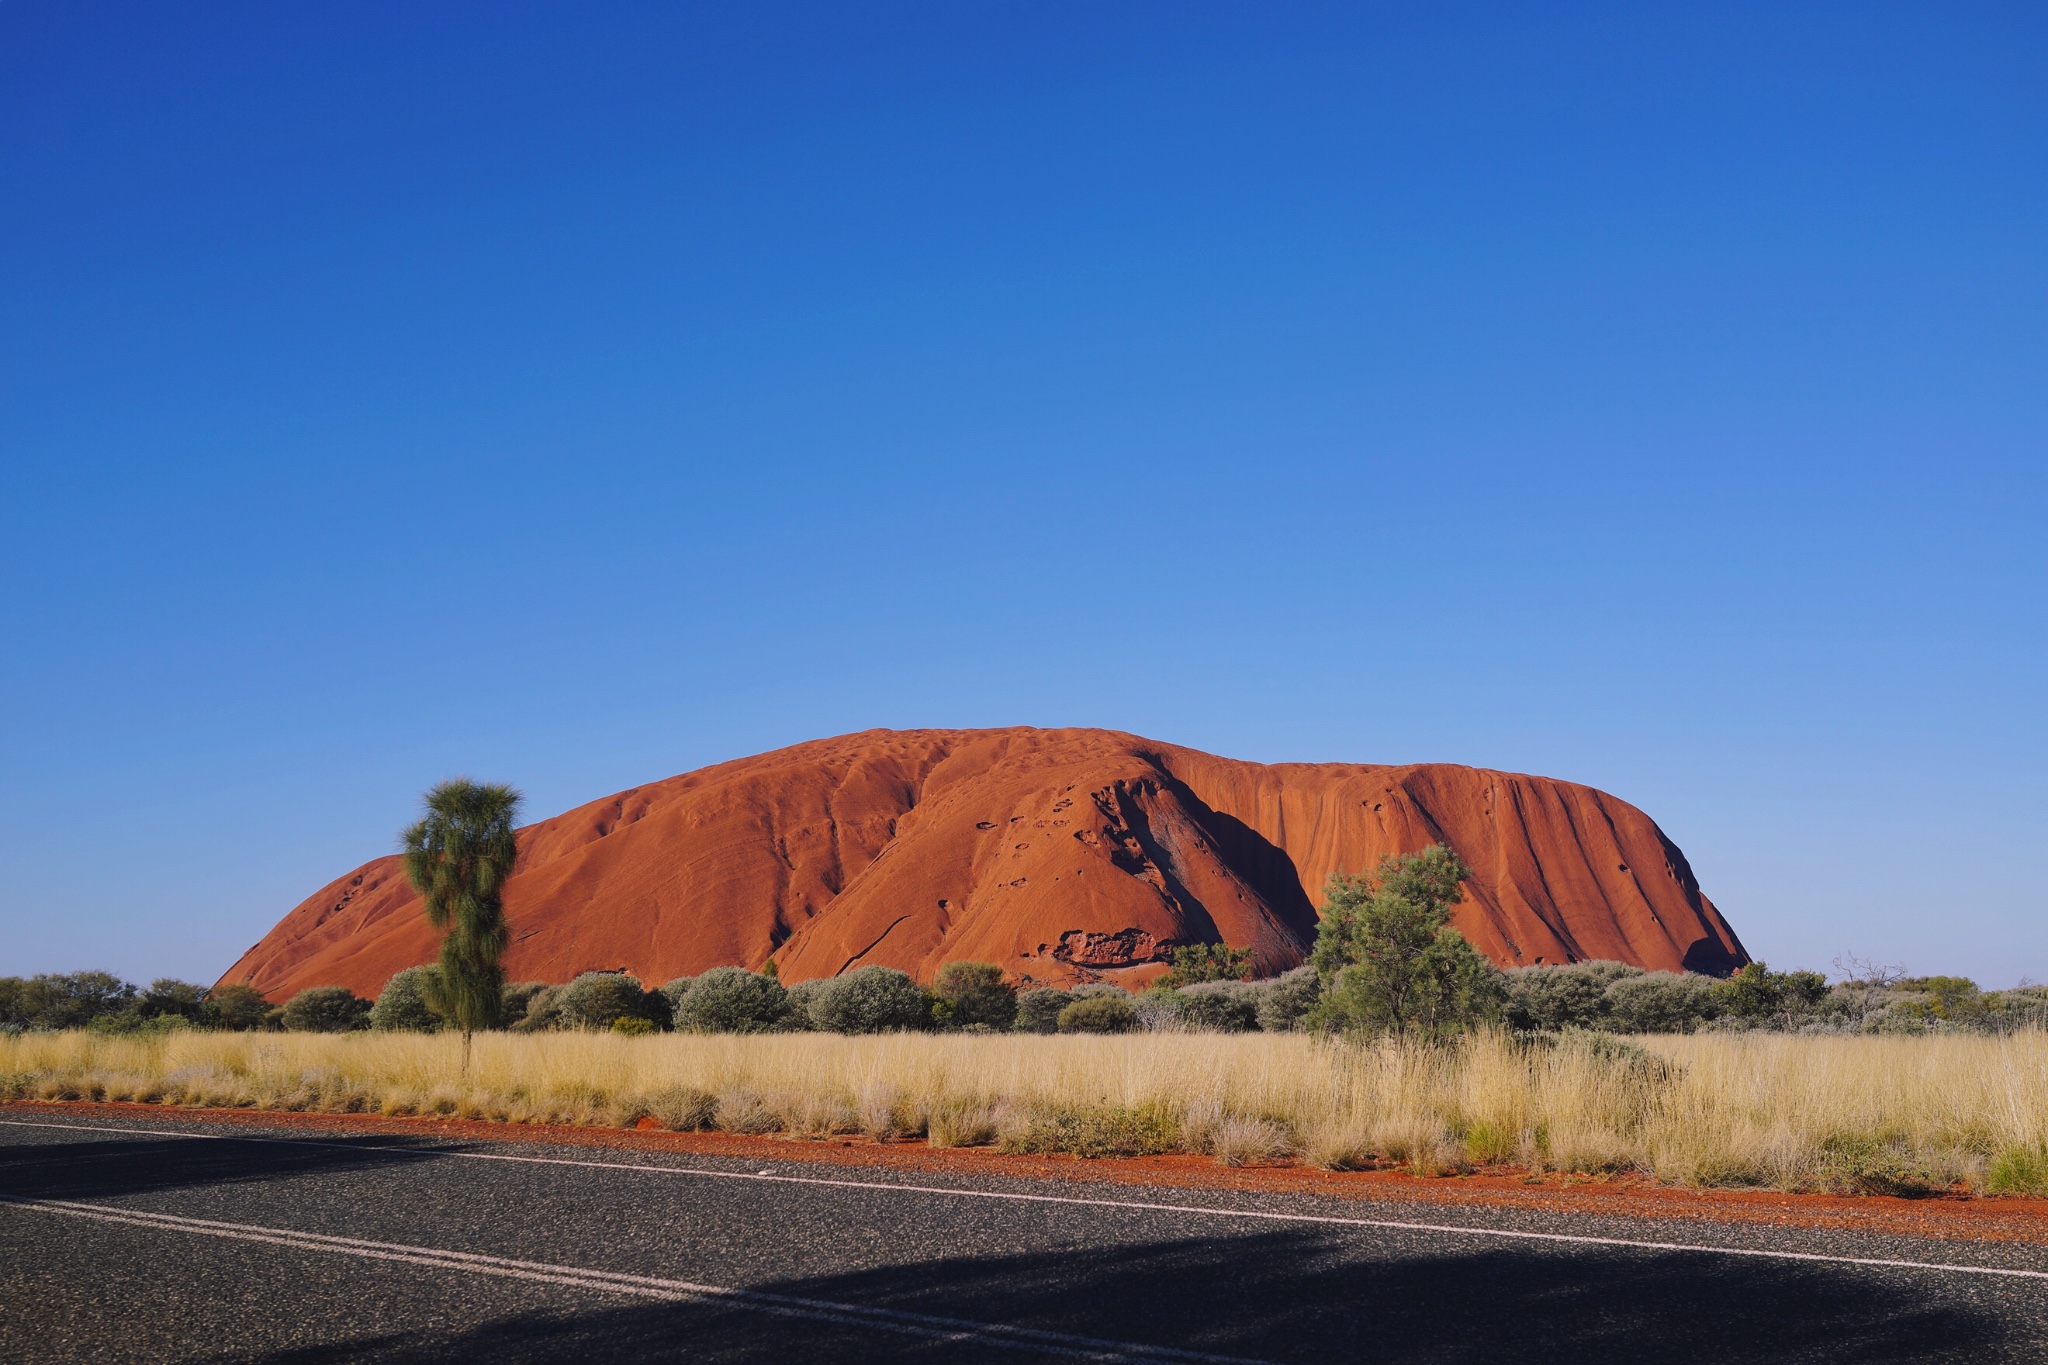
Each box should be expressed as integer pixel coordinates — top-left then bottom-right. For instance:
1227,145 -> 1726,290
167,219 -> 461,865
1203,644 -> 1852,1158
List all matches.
7,1114 -> 2048,1282
0,1194 -> 1269,1364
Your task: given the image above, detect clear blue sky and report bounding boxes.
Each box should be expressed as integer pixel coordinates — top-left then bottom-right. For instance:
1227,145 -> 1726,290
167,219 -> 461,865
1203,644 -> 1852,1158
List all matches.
2,4 -> 2042,987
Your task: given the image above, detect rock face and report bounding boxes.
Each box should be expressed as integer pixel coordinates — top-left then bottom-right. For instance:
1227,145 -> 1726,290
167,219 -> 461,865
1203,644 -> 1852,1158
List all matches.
217,728 -> 1746,1000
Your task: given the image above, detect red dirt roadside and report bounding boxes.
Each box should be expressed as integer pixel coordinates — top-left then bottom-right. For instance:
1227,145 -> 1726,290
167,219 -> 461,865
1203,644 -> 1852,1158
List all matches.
11,1099 -> 2047,1248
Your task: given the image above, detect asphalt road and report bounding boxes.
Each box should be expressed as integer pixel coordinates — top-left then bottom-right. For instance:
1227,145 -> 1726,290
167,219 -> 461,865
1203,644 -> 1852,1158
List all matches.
4,1114 -> 2048,1363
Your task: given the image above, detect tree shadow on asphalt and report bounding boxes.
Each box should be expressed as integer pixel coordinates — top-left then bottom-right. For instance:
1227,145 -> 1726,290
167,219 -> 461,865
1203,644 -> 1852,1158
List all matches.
222,1226 -> 2029,1365
0,1133 -> 439,1202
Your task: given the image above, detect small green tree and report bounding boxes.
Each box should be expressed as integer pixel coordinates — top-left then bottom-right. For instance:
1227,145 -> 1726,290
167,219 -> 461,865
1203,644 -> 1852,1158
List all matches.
1308,845 -> 1504,1040
1154,944 -> 1252,989
402,779 -> 522,1071
931,961 -> 1017,1030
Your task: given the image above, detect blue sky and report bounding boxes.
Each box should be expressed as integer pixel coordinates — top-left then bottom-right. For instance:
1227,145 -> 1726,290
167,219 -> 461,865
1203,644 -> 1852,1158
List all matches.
2,3 -> 2042,986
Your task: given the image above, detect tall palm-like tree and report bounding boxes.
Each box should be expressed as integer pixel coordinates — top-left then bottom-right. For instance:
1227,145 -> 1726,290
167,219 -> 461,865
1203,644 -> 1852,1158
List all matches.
402,779 -> 522,1074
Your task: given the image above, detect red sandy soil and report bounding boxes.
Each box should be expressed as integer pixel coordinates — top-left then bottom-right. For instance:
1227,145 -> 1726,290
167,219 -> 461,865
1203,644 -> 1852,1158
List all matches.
9,1101 -> 2042,1247
218,727 -> 1746,1001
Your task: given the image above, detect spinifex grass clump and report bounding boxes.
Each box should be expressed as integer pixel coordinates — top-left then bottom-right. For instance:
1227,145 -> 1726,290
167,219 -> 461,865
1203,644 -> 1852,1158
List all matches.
6,1028 -> 2048,1193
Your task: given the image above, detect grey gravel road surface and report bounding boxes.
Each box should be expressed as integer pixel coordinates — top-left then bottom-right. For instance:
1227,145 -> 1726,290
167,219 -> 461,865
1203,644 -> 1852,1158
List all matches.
3,1113 -> 2046,1363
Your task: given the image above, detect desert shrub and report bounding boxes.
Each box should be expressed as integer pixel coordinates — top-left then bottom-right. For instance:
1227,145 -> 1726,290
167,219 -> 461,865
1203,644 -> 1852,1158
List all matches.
646,1086 -> 718,1132
1057,994 -> 1137,1034
1209,1116 -> 1294,1167
1013,988 -> 1072,1034
1986,1145 -> 2048,1196
511,985 -> 564,1032
612,1015 -> 655,1036
1309,846 -> 1506,1040
202,983 -> 273,1031
279,986 -> 373,1033
931,961 -> 1017,1031
1715,962 -> 1830,1024
997,1104 -> 1176,1158
657,977 -> 696,1012
1170,982 -> 1259,1033
1155,944 -> 1253,988
781,979 -> 826,1030
554,972 -> 661,1031
499,981 -> 550,1023
806,967 -> 929,1033
1604,972 -> 1721,1033
673,967 -> 790,1033
1816,1135 -> 1938,1197
1504,962 -> 1636,1031
1254,966 -> 1321,1031
370,966 -> 445,1032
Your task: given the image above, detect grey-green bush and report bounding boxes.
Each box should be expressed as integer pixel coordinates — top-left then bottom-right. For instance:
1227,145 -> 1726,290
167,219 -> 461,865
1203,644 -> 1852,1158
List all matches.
1057,994 -> 1137,1034
781,979 -> 825,1031
553,972 -> 656,1031
370,966 -> 444,1032
500,981 -> 549,1025
1605,971 -> 1721,1033
658,976 -> 696,1013
805,966 -> 930,1033
1013,988 -> 1072,1034
1254,966 -> 1320,1032
1170,982 -> 1259,1032
1503,961 -> 1642,1032
278,986 -> 373,1033
673,967 -> 790,1033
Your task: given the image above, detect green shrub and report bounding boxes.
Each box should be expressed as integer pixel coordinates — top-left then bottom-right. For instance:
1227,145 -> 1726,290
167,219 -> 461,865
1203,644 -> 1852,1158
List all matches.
1254,966 -> 1320,1032
997,1104 -> 1177,1158
611,1015 -> 655,1036
1986,1145 -> 2048,1196
1817,1135 -> 1937,1197
554,972 -> 661,1031
370,966 -> 445,1032
931,961 -> 1017,1031
278,986 -> 373,1033
1013,988 -> 1072,1033
806,966 -> 930,1033
657,977 -> 697,1013
1155,944 -> 1253,988
1057,994 -> 1136,1034
781,979 -> 825,1031
673,967 -> 790,1033
511,984 -> 563,1031
1170,983 -> 1259,1032
497,981 -> 546,1019
1604,972 -> 1720,1033
1504,962 -> 1631,1031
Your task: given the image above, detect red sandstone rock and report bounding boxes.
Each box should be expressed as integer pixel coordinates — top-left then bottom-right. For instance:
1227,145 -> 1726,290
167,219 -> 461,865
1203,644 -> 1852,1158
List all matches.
216,728 -> 1746,1000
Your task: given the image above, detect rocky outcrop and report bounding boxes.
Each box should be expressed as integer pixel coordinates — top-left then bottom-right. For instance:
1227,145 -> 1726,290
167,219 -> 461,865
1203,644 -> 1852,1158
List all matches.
217,727 -> 1746,999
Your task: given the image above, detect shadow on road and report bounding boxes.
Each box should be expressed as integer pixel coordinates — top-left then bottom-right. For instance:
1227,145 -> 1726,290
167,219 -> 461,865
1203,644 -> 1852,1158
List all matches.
215,1226 -> 2024,1364
0,1133 -> 437,1202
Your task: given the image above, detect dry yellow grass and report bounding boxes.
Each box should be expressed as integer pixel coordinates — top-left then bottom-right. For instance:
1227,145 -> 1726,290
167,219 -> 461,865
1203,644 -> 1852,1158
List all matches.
6,1028 -> 2047,1193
